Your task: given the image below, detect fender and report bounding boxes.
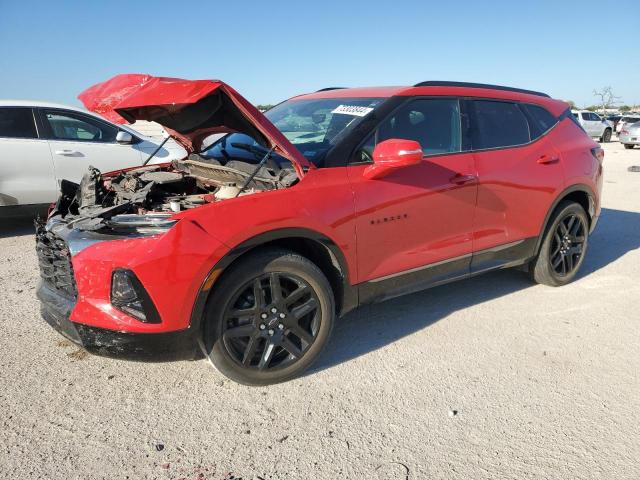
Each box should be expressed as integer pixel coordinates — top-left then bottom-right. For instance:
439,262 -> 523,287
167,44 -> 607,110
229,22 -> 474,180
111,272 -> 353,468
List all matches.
534,183 -> 596,255
188,227 -> 358,333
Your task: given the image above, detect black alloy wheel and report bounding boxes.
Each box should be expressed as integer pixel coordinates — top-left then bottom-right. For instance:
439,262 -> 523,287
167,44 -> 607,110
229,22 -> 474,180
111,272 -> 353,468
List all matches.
530,201 -> 590,286
549,213 -> 587,277
204,249 -> 334,385
221,272 -> 320,370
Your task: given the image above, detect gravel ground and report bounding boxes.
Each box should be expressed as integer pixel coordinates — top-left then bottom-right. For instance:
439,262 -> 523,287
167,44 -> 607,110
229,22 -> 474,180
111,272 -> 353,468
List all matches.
1,141 -> 639,480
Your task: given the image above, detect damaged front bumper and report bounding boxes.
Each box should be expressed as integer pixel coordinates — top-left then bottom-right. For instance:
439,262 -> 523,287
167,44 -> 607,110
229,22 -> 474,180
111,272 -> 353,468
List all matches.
37,280 -> 198,360
34,214 -> 229,360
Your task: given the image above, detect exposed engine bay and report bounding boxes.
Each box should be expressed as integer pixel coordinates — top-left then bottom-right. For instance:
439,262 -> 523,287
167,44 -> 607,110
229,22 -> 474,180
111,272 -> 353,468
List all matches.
51,158 -> 298,232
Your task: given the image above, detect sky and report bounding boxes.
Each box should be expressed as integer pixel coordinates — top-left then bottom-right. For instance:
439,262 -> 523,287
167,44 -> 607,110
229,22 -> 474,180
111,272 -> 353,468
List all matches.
1,0 -> 638,108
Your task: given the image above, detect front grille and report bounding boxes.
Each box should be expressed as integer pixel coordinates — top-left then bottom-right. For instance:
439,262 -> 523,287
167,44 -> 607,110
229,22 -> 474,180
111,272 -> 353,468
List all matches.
35,222 -> 77,298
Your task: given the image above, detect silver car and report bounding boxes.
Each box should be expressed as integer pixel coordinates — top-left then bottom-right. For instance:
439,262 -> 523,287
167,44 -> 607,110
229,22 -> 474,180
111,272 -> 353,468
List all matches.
619,121 -> 640,149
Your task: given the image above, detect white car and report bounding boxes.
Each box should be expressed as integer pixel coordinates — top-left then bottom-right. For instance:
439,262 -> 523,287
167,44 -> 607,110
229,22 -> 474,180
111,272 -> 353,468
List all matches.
0,100 -> 186,217
571,110 -> 613,142
616,114 -> 640,135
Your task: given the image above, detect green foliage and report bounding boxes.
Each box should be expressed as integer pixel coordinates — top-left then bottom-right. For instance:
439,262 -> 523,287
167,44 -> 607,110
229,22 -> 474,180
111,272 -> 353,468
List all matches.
256,104 -> 274,112
619,105 -> 631,112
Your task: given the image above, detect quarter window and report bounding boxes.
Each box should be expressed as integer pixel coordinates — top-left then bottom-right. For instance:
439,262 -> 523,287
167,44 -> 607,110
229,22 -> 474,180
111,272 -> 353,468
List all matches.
0,108 -> 38,139
470,100 -> 530,149
524,104 -> 558,139
43,110 -> 118,142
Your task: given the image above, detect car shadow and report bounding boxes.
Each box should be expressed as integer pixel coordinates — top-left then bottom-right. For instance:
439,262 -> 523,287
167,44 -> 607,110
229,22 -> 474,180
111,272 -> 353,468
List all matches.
310,207 -> 640,375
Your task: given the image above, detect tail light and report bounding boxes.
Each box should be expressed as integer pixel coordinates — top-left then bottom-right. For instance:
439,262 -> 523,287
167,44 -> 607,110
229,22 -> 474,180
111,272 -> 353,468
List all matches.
591,147 -> 604,163
621,129 -> 629,135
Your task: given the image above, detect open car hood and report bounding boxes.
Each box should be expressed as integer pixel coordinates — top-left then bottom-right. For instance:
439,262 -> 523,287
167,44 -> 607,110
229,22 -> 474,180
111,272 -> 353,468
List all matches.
78,74 -> 312,176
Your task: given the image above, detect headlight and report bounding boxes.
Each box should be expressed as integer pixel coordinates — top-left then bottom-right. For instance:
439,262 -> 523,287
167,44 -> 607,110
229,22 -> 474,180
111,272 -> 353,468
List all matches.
111,269 -> 161,323
105,214 -> 178,235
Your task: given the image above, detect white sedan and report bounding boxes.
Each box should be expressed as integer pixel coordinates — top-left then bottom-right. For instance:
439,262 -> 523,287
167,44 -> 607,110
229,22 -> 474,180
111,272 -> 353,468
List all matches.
0,100 -> 186,217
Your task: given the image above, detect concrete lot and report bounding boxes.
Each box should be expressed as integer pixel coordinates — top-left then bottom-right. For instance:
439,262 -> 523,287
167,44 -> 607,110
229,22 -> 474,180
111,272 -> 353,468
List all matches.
1,141 -> 639,479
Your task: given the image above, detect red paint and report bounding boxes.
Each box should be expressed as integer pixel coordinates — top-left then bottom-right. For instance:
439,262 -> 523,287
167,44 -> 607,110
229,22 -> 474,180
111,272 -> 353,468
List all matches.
68,82 -> 602,335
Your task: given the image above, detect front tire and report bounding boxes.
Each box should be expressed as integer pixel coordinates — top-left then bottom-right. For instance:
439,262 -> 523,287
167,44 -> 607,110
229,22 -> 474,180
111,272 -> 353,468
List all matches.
601,128 -> 612,143
529,202 -> 589,286
624,144 -> 635,149
203,248 -> 335,385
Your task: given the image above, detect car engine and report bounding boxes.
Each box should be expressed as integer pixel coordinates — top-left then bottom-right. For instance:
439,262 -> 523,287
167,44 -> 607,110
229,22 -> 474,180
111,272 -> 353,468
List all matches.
50,158 -> 298,231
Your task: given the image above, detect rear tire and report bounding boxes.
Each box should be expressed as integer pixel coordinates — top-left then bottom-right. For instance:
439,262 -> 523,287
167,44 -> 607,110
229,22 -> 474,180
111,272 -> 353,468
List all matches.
529,202 -> 589,287
203,248 -> 335,385
624,144 -> 634,149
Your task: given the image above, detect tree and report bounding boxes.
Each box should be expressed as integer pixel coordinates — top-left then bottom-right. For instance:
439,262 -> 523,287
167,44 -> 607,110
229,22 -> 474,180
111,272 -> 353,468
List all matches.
256,104 -> 274,112
593,86 -> 621,114
619,105 -> 631,113
566,100 -> 577,109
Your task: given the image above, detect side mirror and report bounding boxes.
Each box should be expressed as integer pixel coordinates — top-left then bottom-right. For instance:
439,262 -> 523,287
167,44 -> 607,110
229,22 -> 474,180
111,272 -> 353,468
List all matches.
116,131 -> 133,144
363,139 -> 423,180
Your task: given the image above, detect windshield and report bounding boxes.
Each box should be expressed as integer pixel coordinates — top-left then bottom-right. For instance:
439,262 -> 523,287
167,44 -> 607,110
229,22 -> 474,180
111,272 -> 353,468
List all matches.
201,97 -> 383,167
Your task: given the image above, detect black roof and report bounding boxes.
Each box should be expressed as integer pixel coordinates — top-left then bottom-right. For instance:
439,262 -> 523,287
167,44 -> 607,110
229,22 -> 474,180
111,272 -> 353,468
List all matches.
315,87 -> 347,92
413,81 -> 550,98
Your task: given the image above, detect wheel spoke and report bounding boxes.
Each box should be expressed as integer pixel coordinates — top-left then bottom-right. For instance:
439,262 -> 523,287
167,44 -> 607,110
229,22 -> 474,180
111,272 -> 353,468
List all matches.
284,284 -> 310,306
558,221 -> 568,236
281,336 -> 303,358
568,244 -> 583,256
552,254 -> 564,269
258,342 -> 276,370
242,334 -> 260,366
571,235 -> 585,243
566,251 -> 575,271
269,273 -> 283,302
288,324 -> 314,345
551,233 -> 562,256
569,217 -> 582,236
290,297 -> 317,320
565,216 -> 576,236
223,324 -> 255,339
253,279 -> 265,308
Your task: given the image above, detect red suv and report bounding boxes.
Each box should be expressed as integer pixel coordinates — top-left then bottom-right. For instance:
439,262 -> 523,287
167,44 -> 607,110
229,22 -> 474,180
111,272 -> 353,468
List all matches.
36,75 -> 603,385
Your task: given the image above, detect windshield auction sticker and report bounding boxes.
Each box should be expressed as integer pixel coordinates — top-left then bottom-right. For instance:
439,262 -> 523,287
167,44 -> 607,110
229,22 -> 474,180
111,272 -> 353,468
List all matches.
331,105 -> 374,117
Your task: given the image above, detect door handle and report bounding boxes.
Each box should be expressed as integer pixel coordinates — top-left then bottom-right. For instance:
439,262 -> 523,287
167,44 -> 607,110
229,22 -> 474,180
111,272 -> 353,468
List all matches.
450,173 -> 477,185
55,149 -> 80,156
537,154 -> 559,164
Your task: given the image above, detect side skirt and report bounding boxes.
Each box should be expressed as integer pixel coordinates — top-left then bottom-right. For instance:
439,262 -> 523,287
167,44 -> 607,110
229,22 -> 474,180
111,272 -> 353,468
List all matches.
358,237 -> 537,305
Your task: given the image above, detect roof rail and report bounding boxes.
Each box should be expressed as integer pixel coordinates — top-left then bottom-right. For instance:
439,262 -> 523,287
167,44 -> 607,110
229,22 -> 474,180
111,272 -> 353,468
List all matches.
413,81 -> 550,98
315,87 -> 346,92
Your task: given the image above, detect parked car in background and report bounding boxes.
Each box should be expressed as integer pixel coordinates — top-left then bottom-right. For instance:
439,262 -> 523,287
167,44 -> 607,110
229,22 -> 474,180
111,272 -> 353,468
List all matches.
606,114 -> 623,131
36,76 -> 603,385
616,115 -> 640,135
619,121 -> 640,149
571,110 -> 613,142
0,101 -> 186,217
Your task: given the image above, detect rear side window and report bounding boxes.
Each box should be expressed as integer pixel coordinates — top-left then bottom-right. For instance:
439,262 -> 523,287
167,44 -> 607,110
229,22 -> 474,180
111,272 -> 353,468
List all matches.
581,112 -> 590,120
523,104 -> 558,139
470,100 -> 530,149
43,110 -> 118,142
0,108 -> 38,138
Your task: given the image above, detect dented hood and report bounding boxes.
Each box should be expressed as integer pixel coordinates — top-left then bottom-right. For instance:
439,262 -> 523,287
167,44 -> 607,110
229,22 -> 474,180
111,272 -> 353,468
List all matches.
78,74 -> 312,175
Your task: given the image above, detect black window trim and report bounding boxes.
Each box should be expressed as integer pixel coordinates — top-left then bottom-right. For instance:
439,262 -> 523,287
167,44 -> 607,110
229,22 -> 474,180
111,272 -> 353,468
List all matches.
347,96 -> 563,164
36,107 -> 141,144
0,106 -> 41,140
